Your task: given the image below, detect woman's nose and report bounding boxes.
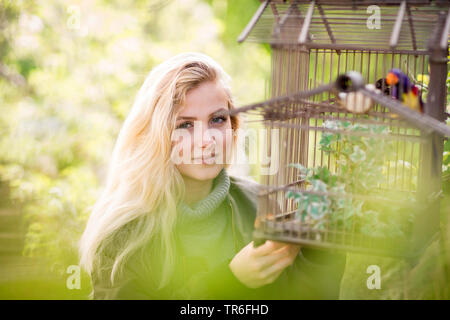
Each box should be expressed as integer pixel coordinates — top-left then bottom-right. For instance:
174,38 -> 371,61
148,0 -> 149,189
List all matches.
202,129 -> 216,148
198,133 -> 215,152
194,123 -> 216,149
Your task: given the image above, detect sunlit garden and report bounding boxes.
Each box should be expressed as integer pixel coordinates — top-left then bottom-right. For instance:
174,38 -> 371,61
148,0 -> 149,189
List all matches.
0,0 -> 449,300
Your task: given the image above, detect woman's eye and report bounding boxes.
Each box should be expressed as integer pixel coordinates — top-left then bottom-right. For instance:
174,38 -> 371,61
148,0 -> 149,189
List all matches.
211,116 -> 227,125
176,121 -> 193,129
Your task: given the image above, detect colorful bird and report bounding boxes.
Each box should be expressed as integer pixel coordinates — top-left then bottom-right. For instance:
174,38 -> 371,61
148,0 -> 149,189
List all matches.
375,78 -> 391,95
381,68 -> 424,113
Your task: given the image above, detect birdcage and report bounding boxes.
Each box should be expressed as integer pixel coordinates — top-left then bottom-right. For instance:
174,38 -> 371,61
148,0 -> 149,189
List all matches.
231,0 -> 450,258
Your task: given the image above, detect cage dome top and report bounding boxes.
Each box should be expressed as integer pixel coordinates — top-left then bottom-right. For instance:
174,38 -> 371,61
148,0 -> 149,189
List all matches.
239,0 -> 450,54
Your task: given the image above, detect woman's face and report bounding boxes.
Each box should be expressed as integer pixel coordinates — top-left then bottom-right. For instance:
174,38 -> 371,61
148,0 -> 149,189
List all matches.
172,80 -> 234,181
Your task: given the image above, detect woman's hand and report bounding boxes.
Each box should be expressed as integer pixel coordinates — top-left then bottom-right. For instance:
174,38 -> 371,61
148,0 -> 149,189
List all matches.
229,240 -> 301,289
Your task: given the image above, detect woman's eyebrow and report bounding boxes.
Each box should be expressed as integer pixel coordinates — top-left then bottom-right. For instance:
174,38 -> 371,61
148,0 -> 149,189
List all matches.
209,108 -> 228,117
177,108 -> 228,120
178,115 -> 197,120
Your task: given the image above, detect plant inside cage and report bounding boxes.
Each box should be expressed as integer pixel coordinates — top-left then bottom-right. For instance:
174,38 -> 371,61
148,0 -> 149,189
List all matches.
236,0 -> 450,258
285,120 -> 418,242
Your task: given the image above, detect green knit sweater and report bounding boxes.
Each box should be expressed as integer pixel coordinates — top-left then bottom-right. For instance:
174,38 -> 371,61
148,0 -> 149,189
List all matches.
91,168 -> 347,299
174,169 -> 237,298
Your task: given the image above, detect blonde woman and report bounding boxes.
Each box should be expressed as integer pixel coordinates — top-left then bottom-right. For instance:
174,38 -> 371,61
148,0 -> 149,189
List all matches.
79,52 -> 346,300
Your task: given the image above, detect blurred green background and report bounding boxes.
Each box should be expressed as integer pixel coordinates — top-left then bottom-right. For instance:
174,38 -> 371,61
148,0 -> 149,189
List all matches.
0,0 -> 449,300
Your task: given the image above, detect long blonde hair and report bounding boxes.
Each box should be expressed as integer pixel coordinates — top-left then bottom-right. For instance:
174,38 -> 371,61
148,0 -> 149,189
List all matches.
79,52 -> 240,290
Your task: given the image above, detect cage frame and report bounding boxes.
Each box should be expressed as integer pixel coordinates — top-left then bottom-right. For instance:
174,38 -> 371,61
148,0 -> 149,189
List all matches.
234,0 -> 450,258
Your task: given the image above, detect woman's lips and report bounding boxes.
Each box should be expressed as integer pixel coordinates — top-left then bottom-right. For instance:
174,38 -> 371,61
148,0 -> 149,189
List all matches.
192,153 -> 217,164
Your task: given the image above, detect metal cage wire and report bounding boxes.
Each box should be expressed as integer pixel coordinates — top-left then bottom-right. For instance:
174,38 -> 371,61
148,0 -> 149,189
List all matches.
233,0 -> 450,258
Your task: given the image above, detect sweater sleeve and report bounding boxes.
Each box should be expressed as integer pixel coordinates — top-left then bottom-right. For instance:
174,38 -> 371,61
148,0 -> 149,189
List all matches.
201,248 -> 346,300
90,252 -> 152,300
200,258 -> 272,300
279,248 -> 347,299
92,260 -> 177,300
91,241 -> 175,300
91,246 -> 346,300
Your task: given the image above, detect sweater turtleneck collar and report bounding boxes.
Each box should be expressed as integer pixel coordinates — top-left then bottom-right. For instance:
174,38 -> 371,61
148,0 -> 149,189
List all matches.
177,168 -> 230,225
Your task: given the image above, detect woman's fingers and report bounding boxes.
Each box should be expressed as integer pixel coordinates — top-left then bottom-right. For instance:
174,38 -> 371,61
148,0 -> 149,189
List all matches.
287,244 -> 301,256
265,267 -> 287,285
257,244 -> 301,282
254,242 -> 300,260
230,241 -> 301,289
257,243 -> 299,268
257,245 -> 291,270
262,255 -> 296,281
252,240 -> 289,257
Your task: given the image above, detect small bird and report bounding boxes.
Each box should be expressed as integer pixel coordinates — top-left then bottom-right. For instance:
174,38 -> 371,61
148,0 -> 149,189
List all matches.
379,68 -> 424,113
337,83 -> 378,114
375,78 -> 391,95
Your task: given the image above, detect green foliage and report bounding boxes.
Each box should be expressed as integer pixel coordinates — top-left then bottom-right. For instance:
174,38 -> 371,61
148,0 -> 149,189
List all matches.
286,120 -> 417,239
1,0 -> 446,300
0,0 -> 270,289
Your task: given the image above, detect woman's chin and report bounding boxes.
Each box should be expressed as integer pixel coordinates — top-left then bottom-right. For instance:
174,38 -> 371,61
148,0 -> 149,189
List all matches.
178,164 -> 224,181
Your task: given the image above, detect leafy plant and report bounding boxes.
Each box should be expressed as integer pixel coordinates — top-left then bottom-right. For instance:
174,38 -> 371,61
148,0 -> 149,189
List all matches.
286,120 -> 417,239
